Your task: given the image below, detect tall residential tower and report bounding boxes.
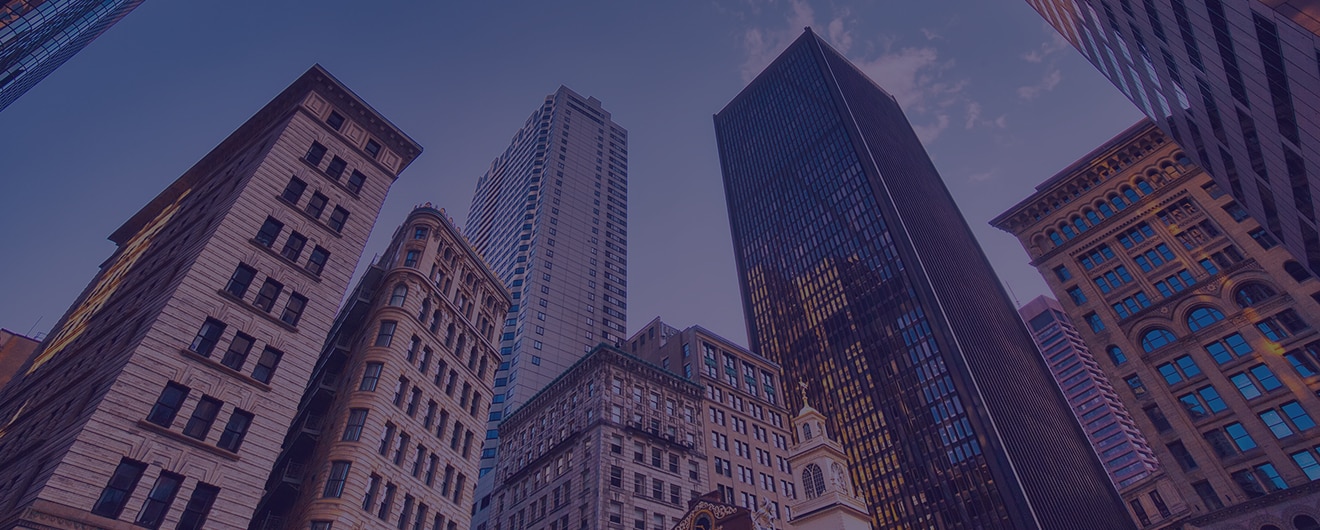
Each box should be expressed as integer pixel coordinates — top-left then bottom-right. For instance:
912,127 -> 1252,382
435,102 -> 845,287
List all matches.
714,28 -> 1135,529
0,65 -> 420,529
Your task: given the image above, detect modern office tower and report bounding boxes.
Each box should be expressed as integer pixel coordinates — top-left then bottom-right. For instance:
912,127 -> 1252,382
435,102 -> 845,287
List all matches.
1019,295 -> 1163,490
714,27 -> 1135,529
0,65 -> 420,529
0,0 -> 145,112
628,318 -> 798,523
0,328 -> 40,389
251,205 -> 510,530
466,86 -> 629,514
993,119 -> 1320,529
1024,0 -> 1320,279
486,344 -> 706,530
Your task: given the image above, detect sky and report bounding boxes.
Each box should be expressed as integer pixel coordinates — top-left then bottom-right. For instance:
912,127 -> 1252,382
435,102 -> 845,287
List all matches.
0,1 -> 1144,348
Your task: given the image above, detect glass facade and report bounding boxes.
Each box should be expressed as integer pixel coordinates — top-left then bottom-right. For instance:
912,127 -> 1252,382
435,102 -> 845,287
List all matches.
714,29 -> 1133,529
0,0 -> 145,111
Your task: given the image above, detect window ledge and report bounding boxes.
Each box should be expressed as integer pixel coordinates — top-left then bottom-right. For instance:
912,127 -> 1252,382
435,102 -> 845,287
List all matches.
176,347 -> 272,393
249,237 -> 326,282
136,419 -> 240,461
301,157 -> 363,200
276,195 -> 343,240
216,288 -> 300,334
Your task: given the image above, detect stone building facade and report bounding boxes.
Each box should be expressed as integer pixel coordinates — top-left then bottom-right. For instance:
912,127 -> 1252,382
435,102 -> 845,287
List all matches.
0,328 -> 40,390
993,119 -> 1320,528
251,204 -> 509,529
629,318 -> 798,524
488,345 -> 706,530
0,65 -> 420,529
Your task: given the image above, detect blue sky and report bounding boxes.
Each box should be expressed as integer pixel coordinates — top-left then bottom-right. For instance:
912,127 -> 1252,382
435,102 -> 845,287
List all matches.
0,1 -> 1143,346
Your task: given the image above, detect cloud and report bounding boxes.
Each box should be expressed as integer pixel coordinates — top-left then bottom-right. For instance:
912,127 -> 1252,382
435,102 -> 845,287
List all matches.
968,170 -> 996,183
964,102 -> 981,129
920,28 -> 943,41
739,0 -> 820,82
827,9 -> 854,54
1017,69 -> 1062,100
912,114 -> 951,144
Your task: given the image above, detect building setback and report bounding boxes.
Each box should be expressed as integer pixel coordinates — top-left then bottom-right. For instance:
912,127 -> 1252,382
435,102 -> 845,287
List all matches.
0,65 -> 420,529
466,87 -> 629,523
714,27 -> 1135,529
628,318 -> 798,523
994,119 -> 1320,529
251,205 -> 510,529
0,0 -> 146,112
1024,0 -> 1320,279
487,344 -> 706,530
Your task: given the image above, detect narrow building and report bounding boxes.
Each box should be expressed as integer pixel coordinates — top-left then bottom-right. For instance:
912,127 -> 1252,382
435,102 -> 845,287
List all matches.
0,65 -> 420,529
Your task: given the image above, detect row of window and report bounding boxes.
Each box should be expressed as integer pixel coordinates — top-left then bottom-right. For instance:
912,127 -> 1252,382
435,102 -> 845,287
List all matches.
146,381 -> 253,452
189,317 -> 283,383
304,142 -> 371,194
91,459 -> 219,529
328,469 -> 462,530
1045,180 -> 1158,247
224,263 -> 310,327
279,177 -> 352,239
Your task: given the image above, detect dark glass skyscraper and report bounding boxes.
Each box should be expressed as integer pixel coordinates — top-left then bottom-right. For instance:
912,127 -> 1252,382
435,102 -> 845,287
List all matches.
714,28 -> 1136,529
0,0 -> 145,112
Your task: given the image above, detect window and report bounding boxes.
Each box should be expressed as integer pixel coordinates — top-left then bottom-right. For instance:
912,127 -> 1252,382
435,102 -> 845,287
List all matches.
256,217 -> 283,247
182,396 -> 222,440
378,483 -> 396,519
1085,312 -> 1104,332
253,279 -> 283,312
390,284 -> 409,306
1157,355 -> 1202,385
189,319 -> 225,356
361,362 -> 383,391
1106,345 -> 1127,365
306,246 -> 330,276
305,142 -> 328,165
147,382 -> 189,427
348,170 -> 367,194
329,206 -> 350,233
281,177 -> 307,203
220,333 -> 253,370
135,472 -> 183,529
91,459 -> 146,518
1193,481 -> 1224,510
1053,265 -> 1072,281
281,294 -> 308,326
1234,283 -> 1278,307
324,461 -> 352,498
326,156 -> 347,179
311,522 -> 333,530
1141,328 -> 1177,352
1186,306 -> 1226,331
326,111 -> 345,130
1126,375 -> 1147,397
306,192 -> 328,218
404,250 -> 420,267
1204,333 -> 1252,364
365,139 -> 382,158
1293,450 -> 1320,480
1282,401 -> 1317,431
343,409 -> 369,441
1066,286 -> 1087,305
225,264 -> 256,298
281,231 -> 307,262
252,347 -> 282,384
1168,441 -> 1197,470
376,320 -> 398,347
217,409 -> 253,452
802,464 -> 825,499
1250,228 -> 1278,249
1286,351 -> 1319,377
1145,405 -> 1172,432
1285,261 -> 1311,282
175,483 -> 220,530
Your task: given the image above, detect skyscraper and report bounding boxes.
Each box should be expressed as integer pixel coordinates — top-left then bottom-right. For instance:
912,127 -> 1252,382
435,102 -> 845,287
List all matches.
0,0 -> 146,112
1024,0 -> 1320,278
251,204 -> 509,530
0,65 -> 420,529
714,28 -> 1135,529
465,86 -> 628,519
994,119 -> 1320,529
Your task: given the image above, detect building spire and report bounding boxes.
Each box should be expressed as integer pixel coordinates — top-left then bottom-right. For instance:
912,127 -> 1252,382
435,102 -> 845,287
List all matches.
799,380 -> 810,409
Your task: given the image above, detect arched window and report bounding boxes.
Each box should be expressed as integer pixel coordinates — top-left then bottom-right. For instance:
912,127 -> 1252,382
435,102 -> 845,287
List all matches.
802,464 -> 826,499
1061,224 -> 1077,239
1085,210 -> 1102,226
1294,515 -> 1320,530
1234,283 -> 1278,307
1141,328 -> 1178,352
1111,194 -> 1128,210
1286,261 -> 1312,282
455,334 -> 467,356
1123,188 -> 1141,204
1187,306 -> 1226,331
430,310 -> 442,333
1107,346 -> 1128,366
1073,217 -> 1088,233
1136,180 -> 1154,195
418,298 -> 431,321
1098,202 -> 1115,218
444,323 -> 456,346
1048,231 -> 1065,247
389,284 -> 408,307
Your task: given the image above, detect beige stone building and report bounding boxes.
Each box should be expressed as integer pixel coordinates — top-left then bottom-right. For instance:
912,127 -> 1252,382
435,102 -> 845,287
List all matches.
252,204 -> 510,529
784,399 -> 871,530
993,119 -> 1320,528
487,344 -> 707,530
629,319 -> 797,524
0,328 -> 40,390
0,65 -> 420,529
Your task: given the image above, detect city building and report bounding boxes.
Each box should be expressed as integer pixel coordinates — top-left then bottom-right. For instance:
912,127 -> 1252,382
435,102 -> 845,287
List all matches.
1024,0 -> 1320,279
993,119 -> 1320,528
250,204 -> 510,530
0,328 -> 40,389
466,86 -> 629,520
486,344 -> 706,530
784,396 -> 873,530
0,0 -> 146,112
669,491 -> 759,530
629,318 -> 798,523
714,27 -> 1135,529
1018,295 -> 1163,490
0,64 -> 420,529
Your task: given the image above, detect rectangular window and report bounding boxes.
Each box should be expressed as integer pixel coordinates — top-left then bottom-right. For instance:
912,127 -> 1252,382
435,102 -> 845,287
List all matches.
1282,401 -> 1316,431
1193,480 -> 1224,510
305,142 -> 328,165
182,396 -> 222,440
348,170 -> 367,194
220,333 -> 253,370
365,139 -> 382,158
329,206 -> 350,233
378,483 -> 396,519
217,409 -> 253,453
324,461 -> 351,498
281,177 -> 307,204
175,483 -> 220,530
281,231 -> 307,261
1066,286 -> 1087,305
326,111 -> 345,130
1085,312 -> 1104,332
343,408 -> 369,441
1293,450 -> 1320,480
306,192 -> 328,218
135,471 -> 183,529
256,217 -> 283,247
281,293 -> 308,326
147,382 -> 190,427
1054,265 -> 1072,281
326,156 -> 347,179
252,347 -> 282,384
91,459 -> 147,518
361,362 -> 384,391
253,279 -> 282,312
306,246 -> 330,276
190,318 -> 226,356
224,264 -> 256,298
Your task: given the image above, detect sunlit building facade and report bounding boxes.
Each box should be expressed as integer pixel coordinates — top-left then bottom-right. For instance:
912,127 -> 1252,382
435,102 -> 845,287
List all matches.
1024,0 -> 1320,280
0,0 -> 145,111
994,119 -> 1320,528
714,27 -> 1134,529
0,65 -> 420,529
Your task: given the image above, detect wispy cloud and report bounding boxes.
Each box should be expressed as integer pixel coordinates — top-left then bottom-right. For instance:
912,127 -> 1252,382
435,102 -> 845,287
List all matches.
1017,68 -> 1062,100
968,169 -> 997,183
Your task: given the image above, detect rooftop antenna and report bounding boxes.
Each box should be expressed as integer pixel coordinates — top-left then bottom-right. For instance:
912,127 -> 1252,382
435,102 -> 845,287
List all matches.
25,316 -> 43,339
